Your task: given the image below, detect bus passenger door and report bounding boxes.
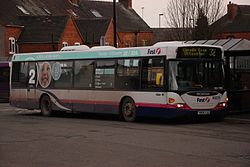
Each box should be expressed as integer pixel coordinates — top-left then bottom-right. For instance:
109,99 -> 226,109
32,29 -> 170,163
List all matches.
27,62 -> 38,109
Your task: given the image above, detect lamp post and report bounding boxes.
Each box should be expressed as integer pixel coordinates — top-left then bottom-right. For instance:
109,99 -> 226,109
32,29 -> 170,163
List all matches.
159,13 -> 164,28
141,7 -> 144,19
113,0 -> 117,48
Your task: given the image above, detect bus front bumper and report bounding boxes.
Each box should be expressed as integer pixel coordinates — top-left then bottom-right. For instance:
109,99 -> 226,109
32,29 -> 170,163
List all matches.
136,107 -> 228,119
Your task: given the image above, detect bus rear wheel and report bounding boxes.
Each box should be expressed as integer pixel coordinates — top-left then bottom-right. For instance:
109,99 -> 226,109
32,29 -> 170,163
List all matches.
121,98 -> 137,122
40,95 -> 53,116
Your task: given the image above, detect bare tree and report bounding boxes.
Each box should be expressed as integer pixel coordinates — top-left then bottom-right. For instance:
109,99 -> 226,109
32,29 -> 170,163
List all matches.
165,0 -> 226,40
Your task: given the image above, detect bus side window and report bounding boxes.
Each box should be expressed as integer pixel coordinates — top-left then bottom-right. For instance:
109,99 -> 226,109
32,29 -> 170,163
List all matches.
54,61 -> 73,88
116,59 -> 140,90
95,60 -> 115,89
12,62 -> 28,88
74,60 -> 94,88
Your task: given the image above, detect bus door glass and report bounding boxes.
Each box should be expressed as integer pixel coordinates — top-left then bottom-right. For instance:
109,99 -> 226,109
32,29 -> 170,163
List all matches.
142,58 -> 165,89
27,62 -> 37,107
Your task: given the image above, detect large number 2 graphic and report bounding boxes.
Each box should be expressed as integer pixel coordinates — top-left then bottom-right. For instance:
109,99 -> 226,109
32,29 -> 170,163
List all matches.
29,69 -> 36,84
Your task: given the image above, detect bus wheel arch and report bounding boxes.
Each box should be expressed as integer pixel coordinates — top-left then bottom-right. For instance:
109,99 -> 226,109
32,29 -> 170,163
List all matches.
40,94 -> 53,116
120,96 -> 137,122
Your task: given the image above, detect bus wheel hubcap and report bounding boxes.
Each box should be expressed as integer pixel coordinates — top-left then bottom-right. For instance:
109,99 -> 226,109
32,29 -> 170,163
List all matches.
124,103 -> 134,117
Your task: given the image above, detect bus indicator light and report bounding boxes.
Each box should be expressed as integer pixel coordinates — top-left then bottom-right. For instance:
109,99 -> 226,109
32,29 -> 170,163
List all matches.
168,98 -> 175,103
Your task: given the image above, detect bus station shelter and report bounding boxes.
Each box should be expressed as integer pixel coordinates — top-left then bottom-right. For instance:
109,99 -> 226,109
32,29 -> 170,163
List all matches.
185,39 -> 250,112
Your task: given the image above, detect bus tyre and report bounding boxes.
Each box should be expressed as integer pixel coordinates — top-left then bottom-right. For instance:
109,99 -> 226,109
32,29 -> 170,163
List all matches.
121,98 -> 137,122
41,95 -> 53,116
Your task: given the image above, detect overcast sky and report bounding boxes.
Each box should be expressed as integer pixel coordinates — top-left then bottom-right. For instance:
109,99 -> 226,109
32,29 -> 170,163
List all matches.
131,0 -> 250,28
100,0 -> 250,27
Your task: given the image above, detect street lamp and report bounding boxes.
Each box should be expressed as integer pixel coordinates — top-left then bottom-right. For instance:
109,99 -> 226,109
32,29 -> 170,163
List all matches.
141,7 -> 144,19
113,0 -> 117,48
159,13 -> 164,28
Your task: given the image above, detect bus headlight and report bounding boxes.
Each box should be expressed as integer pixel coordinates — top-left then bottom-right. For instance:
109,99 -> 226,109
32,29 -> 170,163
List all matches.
176,103 -> 184,108
216,102 -> 227,109
219,102 -> 227,107
174,103 -> 191,110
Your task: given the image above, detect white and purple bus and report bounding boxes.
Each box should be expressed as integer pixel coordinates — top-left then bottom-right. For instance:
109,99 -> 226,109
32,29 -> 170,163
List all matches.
10,42 -> 228,121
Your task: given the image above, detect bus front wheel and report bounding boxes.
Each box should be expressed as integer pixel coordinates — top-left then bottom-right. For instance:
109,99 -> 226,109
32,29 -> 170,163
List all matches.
40,95 -> 53,116
121,98 -> 137,122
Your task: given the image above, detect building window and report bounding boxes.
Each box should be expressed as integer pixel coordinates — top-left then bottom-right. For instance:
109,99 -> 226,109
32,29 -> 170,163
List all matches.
90,9 -> 102,18
68,0 -> 79,7
74,42 -> 80,46
125,42 -> 131,47
9,37 -> 16,54
16,5 -> 30,15
141,40 -> 147,46
42,7 -> 51,15
67,9 -> 78,17
62,42 -> 68,47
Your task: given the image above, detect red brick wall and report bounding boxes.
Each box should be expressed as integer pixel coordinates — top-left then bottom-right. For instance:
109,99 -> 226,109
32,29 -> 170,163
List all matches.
5,26 -> 22,57
223,32 -> 250,40
104,20 -> 153,48
104,20 -> 114,46
214,32 -> 250,41
19,43 -> 59,53
137,32 -> 153,46
58,17 -> 84,49
117,32 -> 153,48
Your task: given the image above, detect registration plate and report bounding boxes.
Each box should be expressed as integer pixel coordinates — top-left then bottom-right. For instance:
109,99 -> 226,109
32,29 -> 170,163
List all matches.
197,111 -> 211,115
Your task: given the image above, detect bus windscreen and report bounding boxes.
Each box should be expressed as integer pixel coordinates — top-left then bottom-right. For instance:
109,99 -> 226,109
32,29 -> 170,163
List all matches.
169,60 -> 224,91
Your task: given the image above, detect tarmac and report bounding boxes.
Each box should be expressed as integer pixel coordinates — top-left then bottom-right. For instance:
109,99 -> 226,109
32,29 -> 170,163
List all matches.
225,111 -> 250,124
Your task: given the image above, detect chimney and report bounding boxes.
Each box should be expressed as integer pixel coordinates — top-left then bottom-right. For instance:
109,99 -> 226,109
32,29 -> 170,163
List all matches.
227,1 -> 238,21
120,0 -> 132,9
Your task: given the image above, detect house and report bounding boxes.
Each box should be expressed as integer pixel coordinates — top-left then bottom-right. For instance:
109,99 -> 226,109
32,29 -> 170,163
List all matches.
0,0 -> 152,58
18,16 -> 83,53
152,2 -> 250,43
75,18 -> 113,47
211,2 -> 250,40
75,0 -> 153,47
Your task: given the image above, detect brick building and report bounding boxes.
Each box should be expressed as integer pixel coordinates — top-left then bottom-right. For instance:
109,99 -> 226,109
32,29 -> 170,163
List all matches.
211,2 -> 250,40
0,0 -> 152,58
18,16 -> 83,53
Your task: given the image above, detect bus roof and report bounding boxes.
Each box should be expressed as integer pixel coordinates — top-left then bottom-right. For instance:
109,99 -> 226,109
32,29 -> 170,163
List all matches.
12,42 -> 223,62
60,45 -> 90,51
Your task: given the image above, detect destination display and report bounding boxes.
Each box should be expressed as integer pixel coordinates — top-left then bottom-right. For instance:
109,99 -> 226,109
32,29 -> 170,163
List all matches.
177,47 -> 222,59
